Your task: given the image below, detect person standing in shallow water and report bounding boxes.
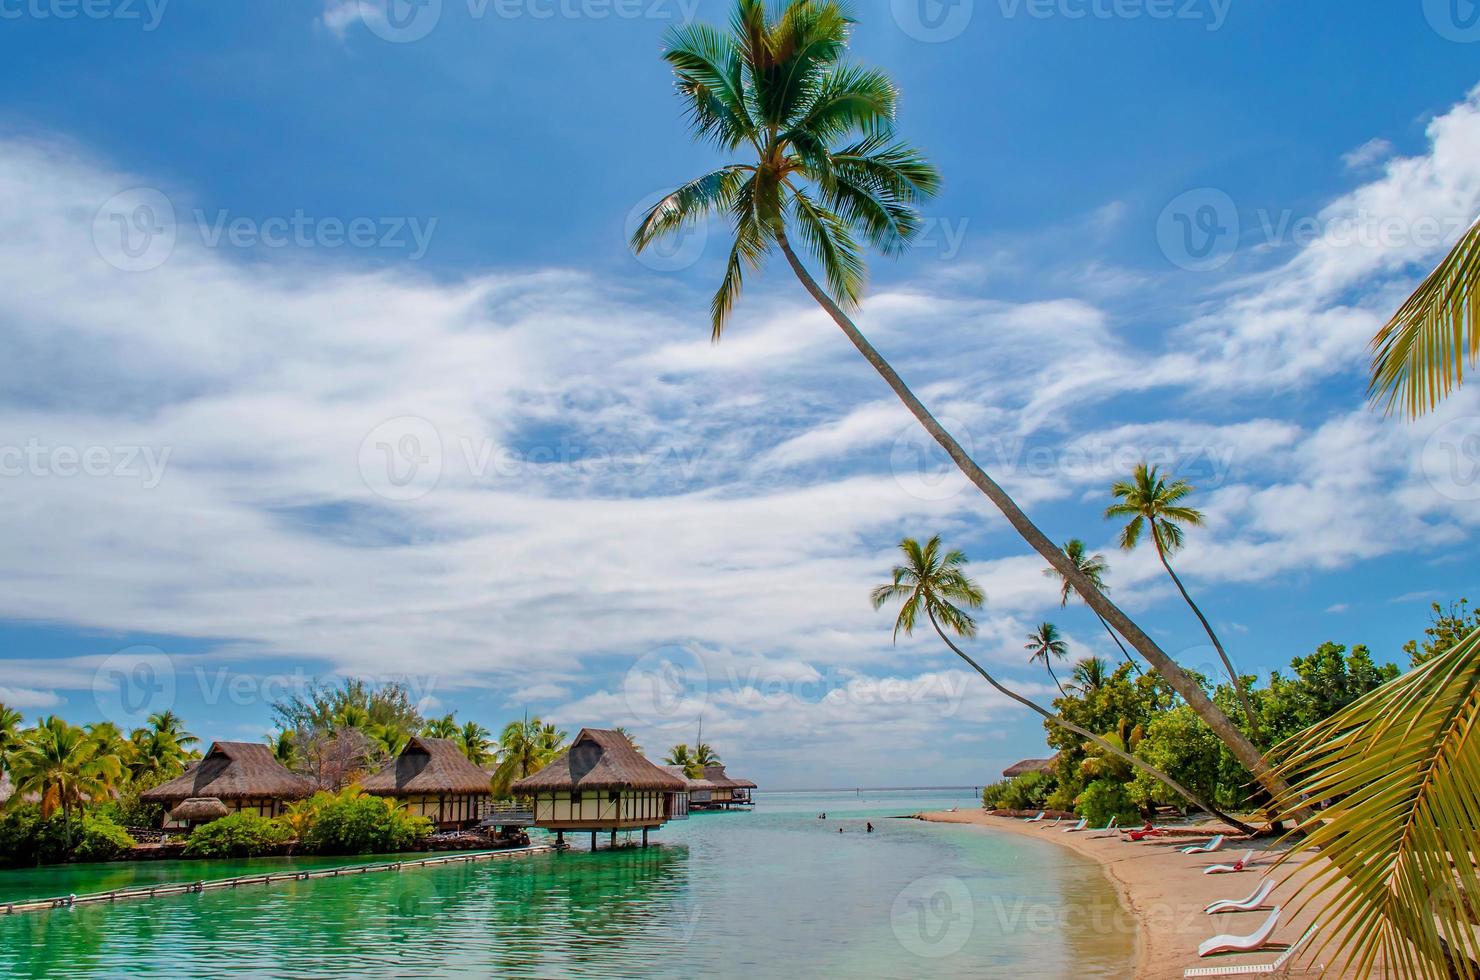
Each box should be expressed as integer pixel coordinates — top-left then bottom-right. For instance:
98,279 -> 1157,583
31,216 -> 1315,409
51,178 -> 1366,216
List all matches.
866,822 -> 873,833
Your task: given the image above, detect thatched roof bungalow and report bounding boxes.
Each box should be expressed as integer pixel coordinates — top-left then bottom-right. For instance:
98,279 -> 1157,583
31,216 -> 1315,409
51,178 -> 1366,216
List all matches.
512,729 -> 688,846
661,765 -> 715,807
169,797 -> 231,828
702,765 -> 757,807
141,741 -> 313,827
361,736 -> 493,830
1002,755 -> 1059,779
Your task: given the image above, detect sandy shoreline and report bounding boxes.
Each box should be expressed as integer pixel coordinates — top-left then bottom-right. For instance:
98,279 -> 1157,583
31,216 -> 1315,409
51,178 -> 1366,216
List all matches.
915,810 -> 1333,979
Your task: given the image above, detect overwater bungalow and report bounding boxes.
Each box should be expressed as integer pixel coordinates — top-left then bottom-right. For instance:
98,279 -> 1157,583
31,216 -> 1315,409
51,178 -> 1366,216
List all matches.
660,765 -> 715,809
701,765 -> 757,808
360,736 -> 494,830
511,728 -> 688,848
141,741 -> 314,829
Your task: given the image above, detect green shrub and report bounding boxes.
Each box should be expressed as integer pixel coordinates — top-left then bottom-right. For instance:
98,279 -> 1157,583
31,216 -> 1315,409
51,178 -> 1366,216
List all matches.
301,791 -> 432,855
1075,779 -> 1139,828
981,771 -> 1052,811
183,812 -> 291,859
74,814 -> 136,862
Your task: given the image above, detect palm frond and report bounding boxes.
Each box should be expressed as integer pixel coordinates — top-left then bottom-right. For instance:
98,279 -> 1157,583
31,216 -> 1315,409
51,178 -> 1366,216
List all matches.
1370,217 -> 1480,418
784,63 -> 896,142
789,188 -> 865,308
631,167 -> 749,254
662,22 -> 756,150
1270,626 -> 1480,979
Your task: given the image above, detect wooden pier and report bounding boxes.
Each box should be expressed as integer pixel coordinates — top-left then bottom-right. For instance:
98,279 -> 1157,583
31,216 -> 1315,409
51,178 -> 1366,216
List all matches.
1,843 -> 554,917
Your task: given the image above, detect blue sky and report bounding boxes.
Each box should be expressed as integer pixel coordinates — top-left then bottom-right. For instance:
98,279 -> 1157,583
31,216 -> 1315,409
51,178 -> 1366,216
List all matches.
0,0 -> 1478,789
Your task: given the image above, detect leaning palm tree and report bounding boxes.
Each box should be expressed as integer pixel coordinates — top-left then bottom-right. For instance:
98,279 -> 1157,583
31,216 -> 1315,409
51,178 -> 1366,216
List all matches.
1025,623 -> 1070,698
631,0 -> 1289,806
1269,625 -> 1480,978
1106,463 -> 1261,737
1369,216 -> 1478,418
1044,540 -> 1140,674
9,717 -> 121,848
871,535 -> 1251,832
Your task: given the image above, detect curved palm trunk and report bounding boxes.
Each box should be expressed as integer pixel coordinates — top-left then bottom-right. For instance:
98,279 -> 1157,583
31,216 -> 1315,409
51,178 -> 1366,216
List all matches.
1093,610 -> 1142,675
1151,532 -> 1261,738
928,611 -> 1254,834
1045,660 -> 1067,699
775,230 -> 1298,814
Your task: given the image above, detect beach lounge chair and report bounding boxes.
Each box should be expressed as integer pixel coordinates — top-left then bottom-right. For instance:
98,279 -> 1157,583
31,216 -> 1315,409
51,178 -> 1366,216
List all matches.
1090,816 -> 1121,837
1181,834 -> 1226,854
1184,924 -> 1314,977
1205,879 -> 1276,915
1062,818 -> 1089,832
1024,811 -> 1045,823
1196,906 -> 1283,958
1204,850 -> 1257,875
1047,816 -> 1062,828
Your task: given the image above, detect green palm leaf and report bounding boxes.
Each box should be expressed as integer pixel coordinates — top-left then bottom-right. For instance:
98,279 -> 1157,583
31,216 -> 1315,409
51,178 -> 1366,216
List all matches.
1271,626 -> 1480,978
1370,218 -> 1480,418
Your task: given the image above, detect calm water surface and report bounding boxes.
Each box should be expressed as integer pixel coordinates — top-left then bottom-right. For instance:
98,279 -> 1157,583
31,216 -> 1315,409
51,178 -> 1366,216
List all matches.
0,790 -> 1134,978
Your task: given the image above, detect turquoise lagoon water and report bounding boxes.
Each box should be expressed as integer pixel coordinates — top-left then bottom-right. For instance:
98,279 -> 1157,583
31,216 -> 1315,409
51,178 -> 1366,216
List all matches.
0,789 -> 1135,978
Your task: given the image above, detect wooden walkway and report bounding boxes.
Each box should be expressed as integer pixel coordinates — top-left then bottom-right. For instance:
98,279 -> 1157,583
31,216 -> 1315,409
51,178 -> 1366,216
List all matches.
1,844 -> 554,917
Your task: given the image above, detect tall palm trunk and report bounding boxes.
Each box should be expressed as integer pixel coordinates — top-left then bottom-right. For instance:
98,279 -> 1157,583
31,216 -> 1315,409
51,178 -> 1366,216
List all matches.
1151,530 -> 1261,738
775,230 -> 1297,812
1045,661 -> 1067,699
928,610 -> 1253,833
1094,612 -> 1142,675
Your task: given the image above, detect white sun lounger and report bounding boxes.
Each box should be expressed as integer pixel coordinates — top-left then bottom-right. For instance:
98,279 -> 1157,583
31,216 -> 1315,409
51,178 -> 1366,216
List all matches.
1197,906 -> 1282,958
1205,879 -> 1276,915
1185,924 -> 1315,977
1181,834 -> 1226,854
1046,816 -> 1062,828
1090,815 -> 1121,837
1062,818 -> 1089,832
1204,850 -> 1257,874
1024,811 -> 1045,822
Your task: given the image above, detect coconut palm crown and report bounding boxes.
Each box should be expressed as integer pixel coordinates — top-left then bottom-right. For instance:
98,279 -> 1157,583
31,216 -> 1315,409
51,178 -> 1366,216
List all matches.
631,0 -> 940,338
869,535 -> 983,642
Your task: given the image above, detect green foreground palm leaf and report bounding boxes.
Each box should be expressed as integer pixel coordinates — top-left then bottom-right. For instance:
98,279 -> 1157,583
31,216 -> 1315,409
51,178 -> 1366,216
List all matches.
1272,625 -> 1480,978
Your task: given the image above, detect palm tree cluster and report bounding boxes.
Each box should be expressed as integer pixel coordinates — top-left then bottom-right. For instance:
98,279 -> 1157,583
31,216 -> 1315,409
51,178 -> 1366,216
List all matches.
1,709 -> 198,847
664,742 -> 722,778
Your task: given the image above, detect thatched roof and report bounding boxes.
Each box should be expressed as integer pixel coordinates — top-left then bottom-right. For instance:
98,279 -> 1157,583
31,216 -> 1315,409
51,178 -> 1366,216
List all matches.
361,737 -> 492,796
512,729 -> 686,794
1002,755 -> 1059,779
140,742 -> 314,803
170,797 -> 230,822
660,765 -> 716,791
703,764 -> 756,789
